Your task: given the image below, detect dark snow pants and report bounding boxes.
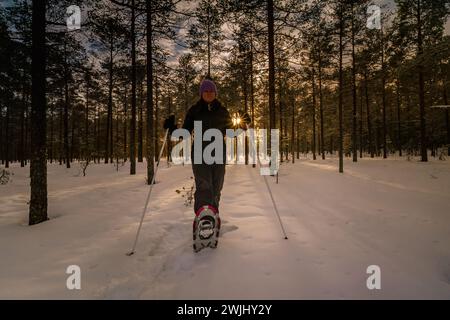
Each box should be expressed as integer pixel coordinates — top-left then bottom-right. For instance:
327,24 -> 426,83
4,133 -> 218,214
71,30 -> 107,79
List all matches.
192,163 -> 225,213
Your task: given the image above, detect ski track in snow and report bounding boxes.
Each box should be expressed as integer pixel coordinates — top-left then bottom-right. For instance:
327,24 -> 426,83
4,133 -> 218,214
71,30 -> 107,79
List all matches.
0,158 -> 449,299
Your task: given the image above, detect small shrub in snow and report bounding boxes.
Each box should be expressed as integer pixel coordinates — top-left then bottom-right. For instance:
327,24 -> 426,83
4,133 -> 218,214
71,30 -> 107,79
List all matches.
79,159 -> 91,177
176,177 -> 195,207
0,169 -> 11,185
114,157 -> 125,172
438,147 -> 448,161
183,184 -> 194,207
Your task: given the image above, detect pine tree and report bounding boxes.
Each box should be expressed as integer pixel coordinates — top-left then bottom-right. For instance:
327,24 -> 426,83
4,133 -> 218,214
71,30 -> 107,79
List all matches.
29,0 -> 47,225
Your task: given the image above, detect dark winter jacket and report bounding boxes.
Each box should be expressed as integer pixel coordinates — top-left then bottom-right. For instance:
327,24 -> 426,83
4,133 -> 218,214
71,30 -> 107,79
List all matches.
182,98 -> 233,164
182,98 -> 233,135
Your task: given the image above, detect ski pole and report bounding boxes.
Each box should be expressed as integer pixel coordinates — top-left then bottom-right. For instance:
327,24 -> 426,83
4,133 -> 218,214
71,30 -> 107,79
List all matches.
126,128 -> 170,256
262,172 -> 288,240
257,153 -> 288,240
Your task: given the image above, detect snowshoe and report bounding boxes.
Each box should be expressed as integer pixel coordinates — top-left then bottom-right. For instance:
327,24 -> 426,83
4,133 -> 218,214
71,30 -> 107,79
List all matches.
193,205 -> 221,253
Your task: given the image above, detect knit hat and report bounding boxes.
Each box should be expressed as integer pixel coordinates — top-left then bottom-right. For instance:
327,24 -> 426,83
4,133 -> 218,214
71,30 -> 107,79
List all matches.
199,79 -> 217,97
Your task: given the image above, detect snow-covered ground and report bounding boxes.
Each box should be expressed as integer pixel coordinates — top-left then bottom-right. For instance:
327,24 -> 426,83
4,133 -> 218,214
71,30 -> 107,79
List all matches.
0,155 -> 449,299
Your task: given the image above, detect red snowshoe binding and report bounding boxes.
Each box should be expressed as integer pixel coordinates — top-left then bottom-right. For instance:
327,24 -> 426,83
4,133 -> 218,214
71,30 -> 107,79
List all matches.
193,205 -> 221,253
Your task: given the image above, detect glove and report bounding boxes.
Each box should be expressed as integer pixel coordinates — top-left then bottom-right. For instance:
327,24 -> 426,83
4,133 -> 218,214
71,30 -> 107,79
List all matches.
163,115 -> 177,133
241,112 -> 251,125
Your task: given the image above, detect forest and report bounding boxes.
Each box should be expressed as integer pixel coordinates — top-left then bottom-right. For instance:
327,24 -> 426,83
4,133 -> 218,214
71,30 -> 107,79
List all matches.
0,0 -> 449,225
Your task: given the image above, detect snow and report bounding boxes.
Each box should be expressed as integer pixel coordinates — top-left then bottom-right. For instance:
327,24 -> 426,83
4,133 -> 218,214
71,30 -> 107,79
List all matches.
0,156 -> 449,299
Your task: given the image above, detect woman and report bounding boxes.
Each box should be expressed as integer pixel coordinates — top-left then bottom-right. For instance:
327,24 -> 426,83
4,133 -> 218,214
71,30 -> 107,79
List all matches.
182,78 -> 248,252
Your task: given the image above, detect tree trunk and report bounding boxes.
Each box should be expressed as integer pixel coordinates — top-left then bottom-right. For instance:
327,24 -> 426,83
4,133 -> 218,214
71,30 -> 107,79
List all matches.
167,96 -> 172,163
417,0 -> 428,162
381,30 -> 387,159
123,88 -> 128,162
359,84 -> 364,158
396,77 -> 402,157
29,0 -> 48,225
96,104 -> 101,163
207,4 -> 211,78
244,59 -> 249,165
291,98 -> 295,164
130,0 -> 137,175
63,40 -> 70,169
278,77 -> 283,162
24,101 -> 29,165
146,0 -> 155,184
338,2 -> 344,173
115,100 -> 119,166
5,100 -> 10,168
330,135 -> 333,154
184,71 -> 188,113
318,50 -> 325,160
268,0 -> 276,148
70,108 -> 75,162
351,3 -> 358,162
59,95 -> 63,165
20,79 -> 26,167
284,106 -> 288,160
0,107 -> 3,165
138,77 -> 143,162
50,103 -> 54,163
85,70 -> 90,159
376,116 -> 381,157
443,88 -> 449,156
250,36 -> 256,168
364,72 -> 374,158
311,66 -> 317,161
105,32 -> 114,164
296,120 -> 300,159
155,78 -> 159,164
110,99 -> 114,163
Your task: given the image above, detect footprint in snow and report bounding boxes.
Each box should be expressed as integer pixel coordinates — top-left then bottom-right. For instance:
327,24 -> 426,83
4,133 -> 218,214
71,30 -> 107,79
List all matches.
221,224 -> 239,235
